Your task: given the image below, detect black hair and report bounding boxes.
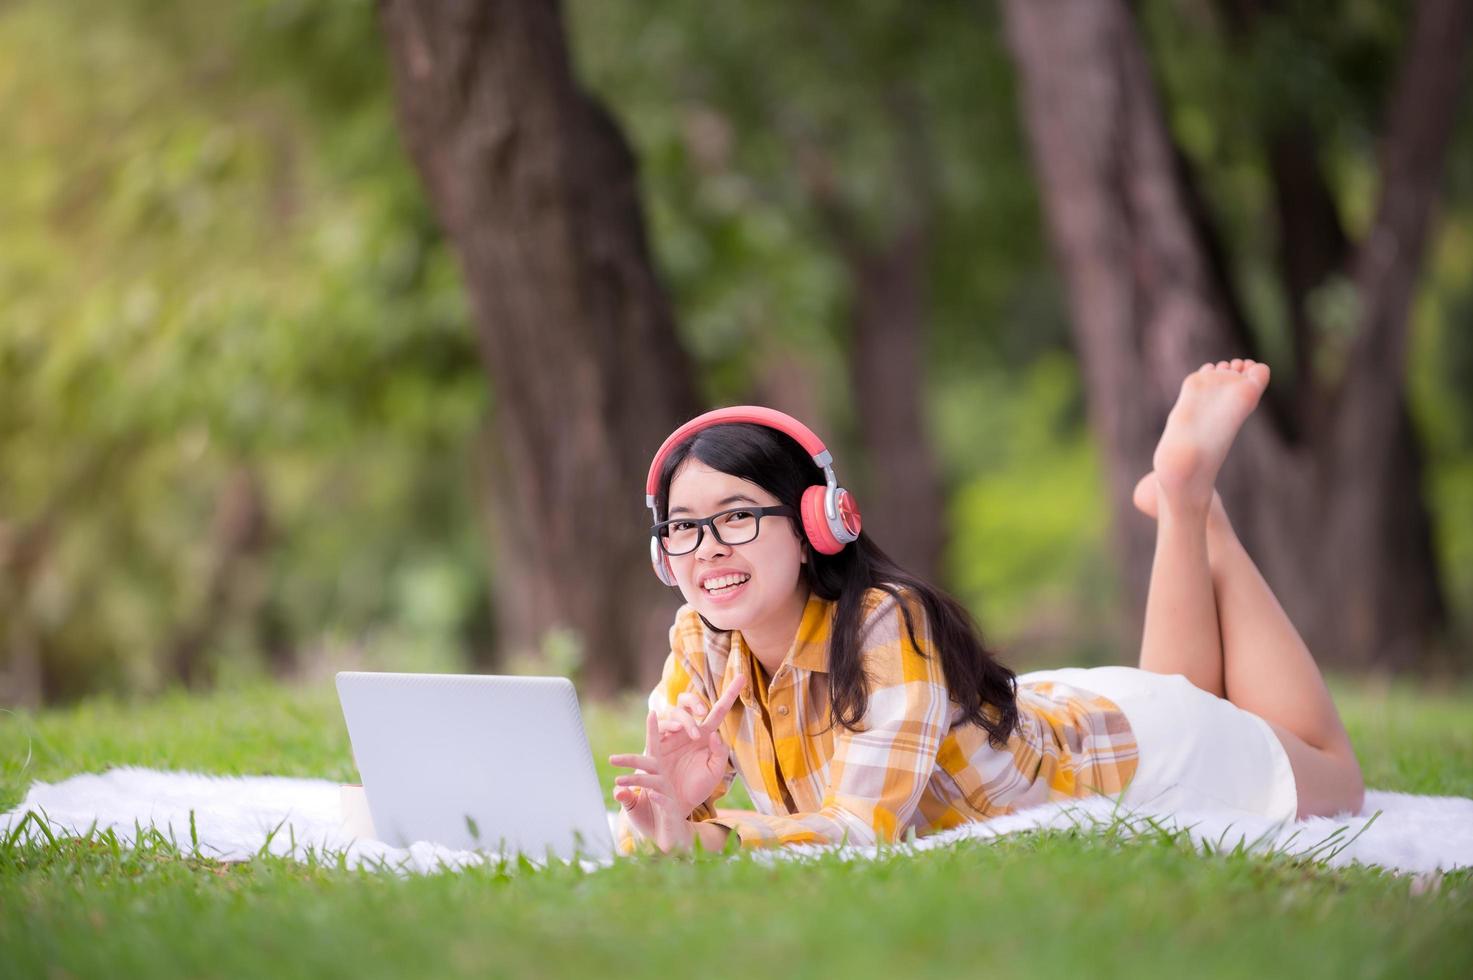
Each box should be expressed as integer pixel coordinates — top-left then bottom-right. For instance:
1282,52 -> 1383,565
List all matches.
654,422 -> 1019,749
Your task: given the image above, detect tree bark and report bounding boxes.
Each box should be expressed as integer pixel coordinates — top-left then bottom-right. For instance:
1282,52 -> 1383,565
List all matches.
378,0 -> 700,696
1000,0 -> 1469,670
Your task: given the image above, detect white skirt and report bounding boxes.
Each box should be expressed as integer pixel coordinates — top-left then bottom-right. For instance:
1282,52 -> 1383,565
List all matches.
1016,665 -> 1299,824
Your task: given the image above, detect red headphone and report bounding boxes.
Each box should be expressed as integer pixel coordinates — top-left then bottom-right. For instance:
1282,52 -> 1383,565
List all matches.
645,406 -> 863,587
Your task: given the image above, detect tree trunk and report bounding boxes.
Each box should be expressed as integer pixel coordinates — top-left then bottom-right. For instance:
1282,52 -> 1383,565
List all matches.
746,342 -> 830,442
169,466 -> 272,688
1000,0 -> 1469,670
1322,0 -> 1471,669
378,0 -> 700,696
798,91 -> 947,584
0,519 -> 49,708
847,222 -> 946,583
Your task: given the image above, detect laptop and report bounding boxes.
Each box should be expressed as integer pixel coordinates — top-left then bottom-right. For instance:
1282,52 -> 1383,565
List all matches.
335,671 -> 617,862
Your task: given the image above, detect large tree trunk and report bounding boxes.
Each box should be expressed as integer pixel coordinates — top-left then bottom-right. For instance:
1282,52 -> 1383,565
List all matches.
378,0 -> 700,696
1000,0 -> 1470,670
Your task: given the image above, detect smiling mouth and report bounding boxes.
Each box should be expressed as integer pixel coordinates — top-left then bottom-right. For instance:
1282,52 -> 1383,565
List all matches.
702,574 -> 751,595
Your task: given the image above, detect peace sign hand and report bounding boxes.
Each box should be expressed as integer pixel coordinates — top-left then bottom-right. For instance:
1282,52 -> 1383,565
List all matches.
609,674 -> 746,845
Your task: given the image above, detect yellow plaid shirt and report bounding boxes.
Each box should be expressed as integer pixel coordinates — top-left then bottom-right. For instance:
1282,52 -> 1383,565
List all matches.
617,586 -> 1140,852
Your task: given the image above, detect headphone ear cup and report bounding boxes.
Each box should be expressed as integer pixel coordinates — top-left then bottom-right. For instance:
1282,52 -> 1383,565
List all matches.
834,487 -> 862,542
801,485 -> 846,555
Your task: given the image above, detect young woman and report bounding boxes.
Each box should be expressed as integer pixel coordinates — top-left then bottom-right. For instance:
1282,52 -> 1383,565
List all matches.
609,360 -> 1366,854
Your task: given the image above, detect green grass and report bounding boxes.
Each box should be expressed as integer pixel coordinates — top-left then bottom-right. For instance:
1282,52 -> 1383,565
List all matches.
2,674 -> 1471,979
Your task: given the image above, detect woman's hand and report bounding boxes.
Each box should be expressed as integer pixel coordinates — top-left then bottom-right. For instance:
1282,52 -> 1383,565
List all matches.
609,674 -> 745,851
607,706 -> 690,849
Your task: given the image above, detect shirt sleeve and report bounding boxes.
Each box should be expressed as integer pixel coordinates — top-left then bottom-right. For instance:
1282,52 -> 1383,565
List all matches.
614,617 -> 739,855
705,590 -> 949,849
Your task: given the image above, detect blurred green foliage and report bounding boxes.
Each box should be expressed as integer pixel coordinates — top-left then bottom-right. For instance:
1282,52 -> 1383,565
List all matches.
0,0 -> 1469,701
567,0 -> 1064,410
0,0 -> 487,697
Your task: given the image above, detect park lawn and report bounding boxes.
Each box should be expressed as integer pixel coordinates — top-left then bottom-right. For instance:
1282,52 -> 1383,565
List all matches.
1,673 -> 1470,979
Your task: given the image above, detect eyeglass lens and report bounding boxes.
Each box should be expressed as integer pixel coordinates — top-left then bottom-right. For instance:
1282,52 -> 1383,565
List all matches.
661,510 -> 761,555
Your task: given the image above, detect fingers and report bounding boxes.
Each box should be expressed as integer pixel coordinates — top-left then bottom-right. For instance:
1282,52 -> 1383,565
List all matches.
643,675 -> 747,755
614,784 -> 676,812
704,731 -> 728,777
657,717 -> 695,739
608,752 -> 658,771
615,771 -> 675,795
646,704 -> 694,750
700,674 -> 747,735
657,705 -> 701,740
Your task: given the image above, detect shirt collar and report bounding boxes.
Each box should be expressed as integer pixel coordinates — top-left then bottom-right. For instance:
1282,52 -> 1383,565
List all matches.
733,589 -> 835,677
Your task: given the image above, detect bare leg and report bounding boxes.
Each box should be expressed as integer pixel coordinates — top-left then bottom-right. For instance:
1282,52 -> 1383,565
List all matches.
1132,358 -> 1365,816
1136,360 -> 1272,698
1133,473 -> 1366,817
1137,490 -> 1224,697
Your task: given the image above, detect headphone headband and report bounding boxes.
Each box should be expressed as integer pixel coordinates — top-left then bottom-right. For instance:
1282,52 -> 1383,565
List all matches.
644,406 -> 832,508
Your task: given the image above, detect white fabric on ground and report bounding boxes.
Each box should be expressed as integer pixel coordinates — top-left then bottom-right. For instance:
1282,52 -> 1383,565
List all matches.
3,767 -> 1469,878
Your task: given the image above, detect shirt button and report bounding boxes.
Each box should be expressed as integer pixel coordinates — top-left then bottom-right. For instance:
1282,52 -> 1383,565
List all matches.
776,705 -> 790,716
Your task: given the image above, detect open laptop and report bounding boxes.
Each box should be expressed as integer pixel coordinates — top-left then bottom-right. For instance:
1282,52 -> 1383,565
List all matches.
335,671 -> 616,862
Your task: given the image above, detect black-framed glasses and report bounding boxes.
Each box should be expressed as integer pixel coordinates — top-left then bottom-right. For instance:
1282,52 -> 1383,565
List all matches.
651,505 -> 797,557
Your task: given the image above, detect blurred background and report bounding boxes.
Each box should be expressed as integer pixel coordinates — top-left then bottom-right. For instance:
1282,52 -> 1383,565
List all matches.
1,0 -> 1469,708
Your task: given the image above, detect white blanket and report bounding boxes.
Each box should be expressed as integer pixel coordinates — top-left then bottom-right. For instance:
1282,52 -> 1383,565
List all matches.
4,767 -> 1470,880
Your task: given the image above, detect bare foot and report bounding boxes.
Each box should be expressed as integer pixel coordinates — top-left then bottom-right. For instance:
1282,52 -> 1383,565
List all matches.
1152,359 -> 1269,513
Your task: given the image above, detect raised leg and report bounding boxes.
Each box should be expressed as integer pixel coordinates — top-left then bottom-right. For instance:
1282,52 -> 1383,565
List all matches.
1133,474 -> 1365,817
1131,358 -> 1365,817
1137,494 -> 1224,698
1136,359 -> 1271,698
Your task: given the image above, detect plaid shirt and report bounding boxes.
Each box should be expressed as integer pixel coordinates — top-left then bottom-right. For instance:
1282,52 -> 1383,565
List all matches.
617,587 -> 1139,852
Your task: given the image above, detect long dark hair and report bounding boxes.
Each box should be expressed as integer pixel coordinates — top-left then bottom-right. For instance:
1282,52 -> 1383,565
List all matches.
654,422 -> 1019,750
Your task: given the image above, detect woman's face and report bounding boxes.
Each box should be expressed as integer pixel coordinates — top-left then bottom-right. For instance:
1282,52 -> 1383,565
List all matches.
663,458 -> 807,631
